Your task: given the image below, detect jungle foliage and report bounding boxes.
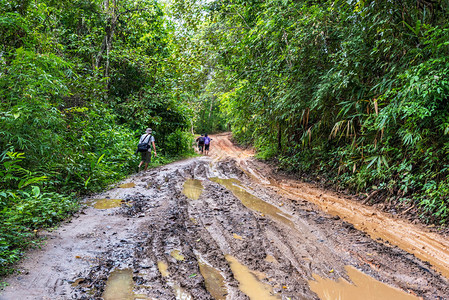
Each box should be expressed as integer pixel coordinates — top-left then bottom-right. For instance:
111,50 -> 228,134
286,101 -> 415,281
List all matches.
3,0 -> 449,277
0,0 -> 197,274
169,0 -> 449,224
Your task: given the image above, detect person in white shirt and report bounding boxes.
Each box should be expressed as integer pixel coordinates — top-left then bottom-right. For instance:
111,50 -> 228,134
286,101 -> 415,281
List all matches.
138,128 -> 157,171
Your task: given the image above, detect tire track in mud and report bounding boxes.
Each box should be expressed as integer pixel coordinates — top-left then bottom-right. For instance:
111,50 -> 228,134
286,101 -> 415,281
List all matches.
1,139 -> 449,299
240,156 -> 449,280
72,158 -> 448,299
212,159 -> 449,298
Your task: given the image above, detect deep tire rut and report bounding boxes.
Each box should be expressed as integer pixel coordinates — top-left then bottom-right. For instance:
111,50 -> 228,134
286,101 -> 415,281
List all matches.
1,143 -> 448,299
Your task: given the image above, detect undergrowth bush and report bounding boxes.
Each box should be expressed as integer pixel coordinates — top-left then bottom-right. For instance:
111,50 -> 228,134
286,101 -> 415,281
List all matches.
0,152 -> 78,276
279,142 -> 449,224
0,0 -> 196,278
163,129 -> 195,157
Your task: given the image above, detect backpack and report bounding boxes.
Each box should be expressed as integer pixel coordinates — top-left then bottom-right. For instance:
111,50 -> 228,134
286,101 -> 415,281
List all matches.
137,134 -> 152,152
198,136 -> 205,144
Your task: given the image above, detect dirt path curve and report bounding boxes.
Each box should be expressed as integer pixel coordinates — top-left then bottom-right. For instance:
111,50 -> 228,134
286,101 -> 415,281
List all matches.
1,133 -> 449,299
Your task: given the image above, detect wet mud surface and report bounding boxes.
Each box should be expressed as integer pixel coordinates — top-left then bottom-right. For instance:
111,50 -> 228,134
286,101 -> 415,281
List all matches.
1,133 -> 449,299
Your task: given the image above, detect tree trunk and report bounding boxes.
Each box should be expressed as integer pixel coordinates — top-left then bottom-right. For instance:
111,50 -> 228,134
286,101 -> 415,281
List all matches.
208,98 -> 214,131
278,123 -> 282,153
105,0 -> 117,89
95,0 -> 118,94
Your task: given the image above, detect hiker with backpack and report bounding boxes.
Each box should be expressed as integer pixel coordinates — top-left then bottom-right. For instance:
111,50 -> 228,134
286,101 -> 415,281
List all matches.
137,128 -> 157,172
204,134 -> 212,155
196,134 -> 205,154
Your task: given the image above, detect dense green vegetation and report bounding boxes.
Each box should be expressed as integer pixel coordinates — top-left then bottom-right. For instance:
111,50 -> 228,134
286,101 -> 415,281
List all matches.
170,0 -> 449,224
2,0 -> 449,276
0,0 -> 197,274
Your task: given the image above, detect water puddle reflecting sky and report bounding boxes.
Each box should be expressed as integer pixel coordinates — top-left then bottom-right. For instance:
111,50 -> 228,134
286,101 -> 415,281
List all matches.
309,265 -> 419,300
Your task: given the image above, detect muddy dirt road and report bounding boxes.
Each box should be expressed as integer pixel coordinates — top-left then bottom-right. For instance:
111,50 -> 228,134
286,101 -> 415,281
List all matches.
1,133 -> 449,299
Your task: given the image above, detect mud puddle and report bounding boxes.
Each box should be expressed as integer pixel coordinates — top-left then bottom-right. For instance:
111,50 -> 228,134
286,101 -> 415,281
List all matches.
157,261 -> 170,277
90,198 -> 124,209
197,257 -> 227,300
182,179 -> 203,200
233,148 -> 449,279
309,265 -> 419,300
103,269 -> 134,300
210,177 -> 294,228
119,182 -> 136,188
170,249 -> 185,261
225,255 -> 280,300
172,285 -> 192,300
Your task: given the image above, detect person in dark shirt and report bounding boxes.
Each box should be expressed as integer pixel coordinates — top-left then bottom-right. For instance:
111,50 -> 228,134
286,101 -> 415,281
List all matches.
196,134 -> 205,154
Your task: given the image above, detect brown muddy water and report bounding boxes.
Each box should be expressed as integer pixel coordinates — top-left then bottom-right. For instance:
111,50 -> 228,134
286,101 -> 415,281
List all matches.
90,198 -> 123,209
182,179 -> 203,200
119,182 -> 136,188
172,284 -> 192,300
170,249 -> 185,261
225,255 -> 280,299
70,277 -> 86,287
309,265 -> 419,300
210,177 -> 294,228
239,155 -> 449,279
198,257 -> 227,300
233,233 -> 244,240
102,269 -> 134,300
212,177 -> 422,300
157,261 -> 169,277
